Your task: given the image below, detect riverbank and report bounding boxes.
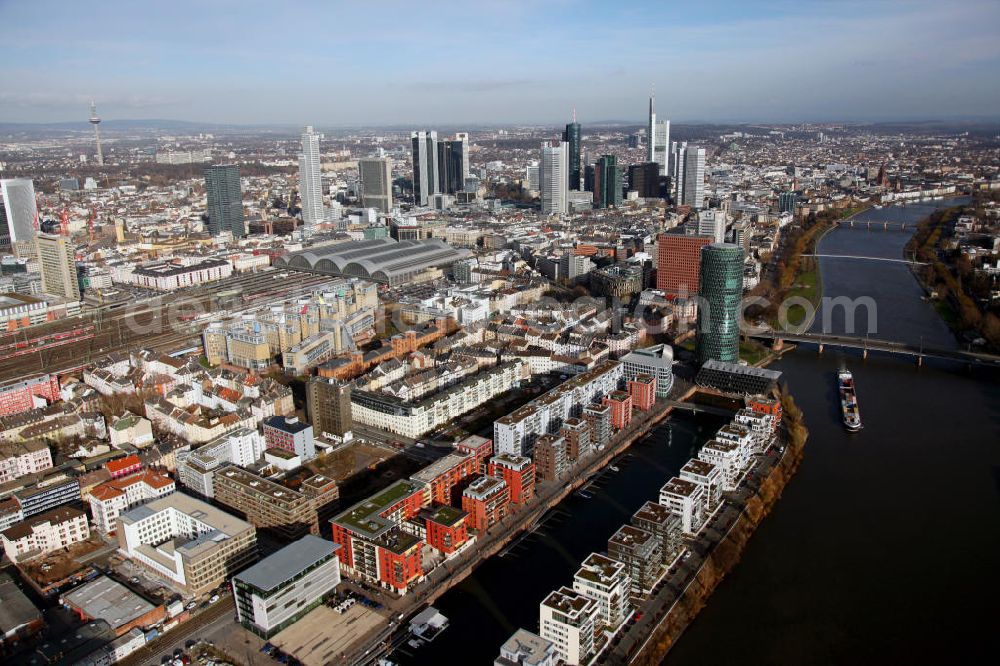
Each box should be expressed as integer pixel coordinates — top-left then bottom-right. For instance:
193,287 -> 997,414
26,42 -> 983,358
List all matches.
627,392 -> 808,665
347,390 -> 693,664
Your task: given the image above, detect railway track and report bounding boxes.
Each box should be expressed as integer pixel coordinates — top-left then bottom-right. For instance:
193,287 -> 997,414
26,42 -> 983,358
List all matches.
0,269 -> 337,383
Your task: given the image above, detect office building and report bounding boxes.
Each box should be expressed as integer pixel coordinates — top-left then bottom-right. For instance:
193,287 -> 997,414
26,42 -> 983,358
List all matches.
673,144 -> 706,209
213,466 -> 321,540
411,130 -> 439,206
563,119 -> 581,191
695,360 -> 782,396
525,163 -> 540,192
778,191 -> 798,214
437,138 -> 466,195
539,586 -> 600,666
117,493 -> 258,596
454,132 -> 471,180
621,344 -> 674,398
696,243 -> 744,365
35,233 -> 80,301
262,415 -> 315,460
13,474 -> 80,518
204,165 -> 245,237
572,552 -> 630,631
0,179 -> 37,247
655,232 -> 713,296
232,535 -> 341,638
593,155 -> 621,208
1,506 -> 89,563
697,209 -> 727,243
358,157 -> 393,213
647,93 -> 671,173
540,140 -> 568,216
306,377 -> 353,438
299,126 -> 324,231
628,162 -> 660,198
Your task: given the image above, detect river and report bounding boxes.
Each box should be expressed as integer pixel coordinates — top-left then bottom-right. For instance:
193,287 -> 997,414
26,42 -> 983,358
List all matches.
394,200 -> 1000,665
668,199 -> 1000,665
394,412 -> 728,665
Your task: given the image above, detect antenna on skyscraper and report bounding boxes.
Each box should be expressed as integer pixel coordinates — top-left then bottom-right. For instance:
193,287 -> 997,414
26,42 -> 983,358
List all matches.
89,101 -> 104,166
572,107 -> 577,123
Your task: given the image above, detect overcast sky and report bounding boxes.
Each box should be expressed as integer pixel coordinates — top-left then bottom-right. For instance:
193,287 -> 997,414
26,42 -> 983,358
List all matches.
1,0 -> 998,126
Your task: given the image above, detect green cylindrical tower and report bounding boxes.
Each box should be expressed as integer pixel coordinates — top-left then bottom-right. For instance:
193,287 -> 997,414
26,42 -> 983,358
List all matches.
696,242 -> 744,365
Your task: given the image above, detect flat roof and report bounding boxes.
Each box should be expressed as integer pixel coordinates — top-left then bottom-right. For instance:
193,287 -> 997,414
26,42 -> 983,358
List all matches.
409,452 -> 472,484
119,491 -> 252,537
234,535 -> 336,593
332,479 -> 423,537
62,576 -> 157,630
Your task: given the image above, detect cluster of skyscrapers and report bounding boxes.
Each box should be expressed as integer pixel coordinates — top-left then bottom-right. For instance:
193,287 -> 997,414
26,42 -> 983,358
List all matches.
410,130 -> 471,206
536,95 -> 706,216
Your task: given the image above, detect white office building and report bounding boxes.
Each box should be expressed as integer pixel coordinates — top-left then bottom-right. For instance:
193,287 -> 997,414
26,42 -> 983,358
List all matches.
299,126 -> 324,232
672,143 -> 706,210
1,178 -> 38,247
697,209 -> 728,243
232,535 -> 341,638
620,344 -> 674,398
540,141 -> 568,216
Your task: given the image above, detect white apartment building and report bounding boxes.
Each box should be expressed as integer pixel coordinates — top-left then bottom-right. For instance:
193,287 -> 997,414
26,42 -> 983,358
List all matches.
659,477 -> 706,536
539,586 -> 600,666
734,408 -> 775,454
1,506 -> 89,562
697,439 -> 744,491
232,535 -> 341,638
89,470 -> 176,534
715,423 -> 755,471
0,441 -> 54,484
351,361 -> 524,439
679,459 -> 723,512
572,553 -> 631,631
495,360 -> 623,457
496,629 -> 558,666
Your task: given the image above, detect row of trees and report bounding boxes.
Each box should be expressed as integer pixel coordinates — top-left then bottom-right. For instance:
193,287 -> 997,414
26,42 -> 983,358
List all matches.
907,205 -> 1000,349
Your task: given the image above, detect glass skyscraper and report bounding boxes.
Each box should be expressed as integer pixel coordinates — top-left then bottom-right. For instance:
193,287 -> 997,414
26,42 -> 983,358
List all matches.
696,243 -> 744,365
204,165 -> 245,237
562,121 -> 581,191
593,155 -> 622,208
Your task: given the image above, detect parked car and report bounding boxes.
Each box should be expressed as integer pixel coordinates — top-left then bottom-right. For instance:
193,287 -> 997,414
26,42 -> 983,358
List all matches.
209,594 -> 219,604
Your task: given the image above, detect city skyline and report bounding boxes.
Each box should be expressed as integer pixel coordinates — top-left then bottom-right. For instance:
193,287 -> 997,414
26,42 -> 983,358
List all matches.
1,1 -> 999,126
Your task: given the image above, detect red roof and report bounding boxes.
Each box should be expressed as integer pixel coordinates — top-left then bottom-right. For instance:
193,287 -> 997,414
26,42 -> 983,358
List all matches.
106,454 -> 142,475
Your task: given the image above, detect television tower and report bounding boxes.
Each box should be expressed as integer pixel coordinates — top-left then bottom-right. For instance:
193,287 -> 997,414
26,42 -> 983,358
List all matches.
89,101 -> 104,166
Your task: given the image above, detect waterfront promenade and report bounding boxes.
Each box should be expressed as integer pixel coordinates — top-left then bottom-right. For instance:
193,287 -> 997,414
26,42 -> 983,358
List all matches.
339,391 -> 689,665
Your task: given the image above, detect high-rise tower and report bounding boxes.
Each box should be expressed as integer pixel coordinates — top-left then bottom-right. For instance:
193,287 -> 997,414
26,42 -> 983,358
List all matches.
563,110 -> 581,191
411,131 -> 439,206
540,140 -> 568,216
204,165 -> 245,237
647,90 -> 656,164
89,101 -> 104,166
696,243 -> 744,365
298,126 -> 324,232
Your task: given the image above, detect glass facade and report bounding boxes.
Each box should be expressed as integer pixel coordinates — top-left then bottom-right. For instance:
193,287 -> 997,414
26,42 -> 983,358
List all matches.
204,165 -> 245,237
696,243 -> 744,365
563,122 -> 581,191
